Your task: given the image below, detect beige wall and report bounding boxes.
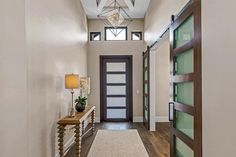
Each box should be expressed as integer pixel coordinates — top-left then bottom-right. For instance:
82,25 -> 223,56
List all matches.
0,0 -> 88,156
202,0 -> 236,156
144,0 -> 188,120
0,0 -> 28,157
88,19 -> 145,121
152,34 -> 170,119
144,0 -> 189,45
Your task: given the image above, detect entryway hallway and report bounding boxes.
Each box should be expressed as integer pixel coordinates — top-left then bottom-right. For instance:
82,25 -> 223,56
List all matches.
1,0 -> 236,157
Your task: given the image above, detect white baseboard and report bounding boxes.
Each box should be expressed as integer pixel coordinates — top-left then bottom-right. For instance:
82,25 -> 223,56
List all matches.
133,116 -> 143,122
95,116 -> 169,123
95,117 -> 101,123
133,116 -> 169,122
96,116 -> 143,123
155,116 -> 169,122
55,135 -> 75,157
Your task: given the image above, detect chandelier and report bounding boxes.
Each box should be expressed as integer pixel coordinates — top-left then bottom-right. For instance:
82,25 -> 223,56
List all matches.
97,0 -> 133,36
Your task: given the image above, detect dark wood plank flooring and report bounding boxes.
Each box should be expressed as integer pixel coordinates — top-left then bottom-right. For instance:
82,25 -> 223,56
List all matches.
65,122 -> 170,157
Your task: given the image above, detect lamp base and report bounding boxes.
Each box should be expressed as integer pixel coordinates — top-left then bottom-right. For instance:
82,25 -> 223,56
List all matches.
68,107 -> 75,117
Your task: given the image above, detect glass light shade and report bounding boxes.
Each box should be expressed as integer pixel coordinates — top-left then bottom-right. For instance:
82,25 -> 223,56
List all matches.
106,9 -> 124,27
65,74 -> 79,89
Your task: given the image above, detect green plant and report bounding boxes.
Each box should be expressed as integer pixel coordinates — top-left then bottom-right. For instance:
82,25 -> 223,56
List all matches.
74,96 -> 87,106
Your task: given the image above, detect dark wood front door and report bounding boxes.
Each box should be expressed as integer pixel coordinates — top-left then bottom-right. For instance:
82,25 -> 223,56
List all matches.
100,55 -> 133,122
169,1 -> 202,157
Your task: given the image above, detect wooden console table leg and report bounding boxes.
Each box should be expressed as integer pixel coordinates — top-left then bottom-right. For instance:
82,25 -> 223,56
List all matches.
91,109 -> 95,134
58,125 -> 66,157
75,123 -> 82,157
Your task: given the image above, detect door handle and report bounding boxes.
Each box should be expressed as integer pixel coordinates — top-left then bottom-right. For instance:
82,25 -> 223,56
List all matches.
169,102 -> 174,121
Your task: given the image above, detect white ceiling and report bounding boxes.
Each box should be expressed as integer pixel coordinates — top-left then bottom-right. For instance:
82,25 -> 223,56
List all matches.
80,0 -> 150,19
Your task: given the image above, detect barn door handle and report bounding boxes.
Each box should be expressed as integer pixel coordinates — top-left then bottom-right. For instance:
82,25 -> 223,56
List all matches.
169,102 -> 174,121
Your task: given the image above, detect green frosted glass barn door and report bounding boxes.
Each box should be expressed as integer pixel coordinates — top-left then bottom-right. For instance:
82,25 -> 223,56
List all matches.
174,16 -> 194,48
169,1 -> 202,157
176,137 -> 194,157
143,47 -> 150,130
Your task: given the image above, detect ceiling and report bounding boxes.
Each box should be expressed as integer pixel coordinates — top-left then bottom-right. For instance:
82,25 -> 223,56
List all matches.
80,0 -> 150,19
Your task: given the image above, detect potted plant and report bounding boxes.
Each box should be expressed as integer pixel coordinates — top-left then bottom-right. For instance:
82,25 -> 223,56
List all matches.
74,96 -> 87,112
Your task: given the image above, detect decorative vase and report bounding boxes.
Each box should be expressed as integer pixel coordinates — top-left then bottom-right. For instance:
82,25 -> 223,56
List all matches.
75,103 -> 85,112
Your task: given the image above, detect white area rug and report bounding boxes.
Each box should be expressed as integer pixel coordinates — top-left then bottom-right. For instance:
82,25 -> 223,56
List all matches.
87,130 -> 149,157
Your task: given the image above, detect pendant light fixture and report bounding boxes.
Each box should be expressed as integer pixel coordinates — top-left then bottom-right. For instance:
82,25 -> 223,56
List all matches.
97,0 -> 133,36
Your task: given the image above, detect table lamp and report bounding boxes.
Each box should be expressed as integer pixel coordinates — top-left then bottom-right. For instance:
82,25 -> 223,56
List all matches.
65,74 -> 80,117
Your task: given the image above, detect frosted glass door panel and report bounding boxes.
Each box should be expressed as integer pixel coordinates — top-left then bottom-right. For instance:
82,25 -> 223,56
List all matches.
144,71 -> 148,81
176,138 -> 194,157
107,109 -> 126,118
175,111 -> 194,139
144,83 -> 148,94
174,82 -> 194,106
107,86 -> 126,95
174,15 -> 194,48
107,74 -> 126,83
175,49 -> 194,74
145,110 -> 148,120
144,58 -> 148,67
107,63 -> 126,72
144,96 -> 148,107
144,97 -> 146,106
107,97 -> 126,107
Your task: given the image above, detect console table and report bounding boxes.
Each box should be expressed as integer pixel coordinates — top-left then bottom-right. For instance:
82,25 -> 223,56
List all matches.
57,106 -> 95,157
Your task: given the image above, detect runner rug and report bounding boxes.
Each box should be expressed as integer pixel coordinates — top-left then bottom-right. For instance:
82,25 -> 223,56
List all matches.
87,129 -> 149,157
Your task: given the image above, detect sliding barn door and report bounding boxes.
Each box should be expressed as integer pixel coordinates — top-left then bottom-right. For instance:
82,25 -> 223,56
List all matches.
169,1 -> 202,157
143,47 -> 150,130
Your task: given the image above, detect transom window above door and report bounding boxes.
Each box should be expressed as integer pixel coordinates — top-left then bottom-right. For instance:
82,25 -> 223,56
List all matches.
90,32 -> 101,41
105,27 -> 127,41
131,32 -> 142,40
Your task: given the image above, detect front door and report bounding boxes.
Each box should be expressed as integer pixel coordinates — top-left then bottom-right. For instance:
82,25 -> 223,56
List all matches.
100,55 -> 133,122
169,1 -> 202,157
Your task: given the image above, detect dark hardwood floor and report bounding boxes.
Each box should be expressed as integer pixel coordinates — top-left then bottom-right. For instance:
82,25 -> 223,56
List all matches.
65,122 -> 170,157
